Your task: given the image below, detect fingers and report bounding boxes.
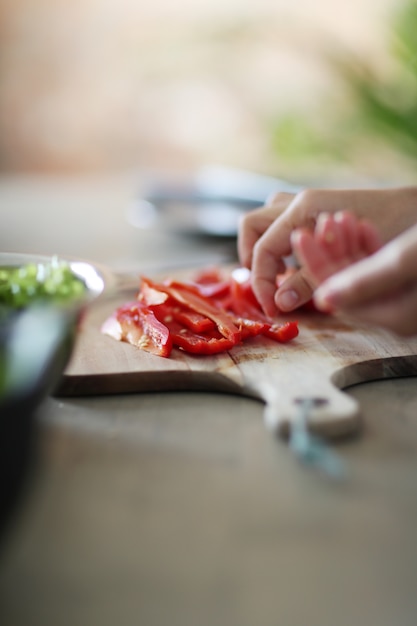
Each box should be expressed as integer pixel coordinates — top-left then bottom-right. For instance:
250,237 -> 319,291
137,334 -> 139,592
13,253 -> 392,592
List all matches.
237,182 -> 417,337
237,205 -> 279,269
307,218 -> 417,336
316,211 -> 377,263
291,227 -> 338,286
251,218 -> 297,316
238,192 -> 298,316
284,214 -> 350,310
249,189 -> 363,315
249,191 -> 322,314
237,193 -> 294,268
288,211 -> 384,313
315,212 -> 348,261
314,223 -> 417,313
238,186 -> 392,317
272,267 -> 316,311
251,244 -> 288,317
341,285 -> 417,336
358,219 -> 384,255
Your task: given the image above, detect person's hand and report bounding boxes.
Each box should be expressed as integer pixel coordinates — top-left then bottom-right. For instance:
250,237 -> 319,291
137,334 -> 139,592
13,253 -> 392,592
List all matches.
238,186 -> 417,317
291,210 -> 383,290
294,213 -> 417,336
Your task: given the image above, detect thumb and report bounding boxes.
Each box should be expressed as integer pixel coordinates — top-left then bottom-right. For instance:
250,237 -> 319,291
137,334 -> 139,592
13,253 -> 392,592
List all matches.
274,268 -> 315,312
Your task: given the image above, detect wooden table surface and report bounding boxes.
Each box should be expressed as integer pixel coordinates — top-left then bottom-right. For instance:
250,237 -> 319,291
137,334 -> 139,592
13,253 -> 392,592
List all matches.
1,174 -> 417,626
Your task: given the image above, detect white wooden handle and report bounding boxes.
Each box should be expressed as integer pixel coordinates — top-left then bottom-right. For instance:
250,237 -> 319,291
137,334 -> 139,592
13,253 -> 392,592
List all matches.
262,380 -> 360,439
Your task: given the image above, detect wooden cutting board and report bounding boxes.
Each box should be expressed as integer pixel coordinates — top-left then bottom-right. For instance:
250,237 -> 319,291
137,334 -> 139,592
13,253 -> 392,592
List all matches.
57,286 -> 417,439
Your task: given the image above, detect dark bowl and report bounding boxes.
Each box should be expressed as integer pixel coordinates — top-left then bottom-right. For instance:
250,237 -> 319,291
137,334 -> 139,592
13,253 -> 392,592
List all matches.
0,253 -> 108,542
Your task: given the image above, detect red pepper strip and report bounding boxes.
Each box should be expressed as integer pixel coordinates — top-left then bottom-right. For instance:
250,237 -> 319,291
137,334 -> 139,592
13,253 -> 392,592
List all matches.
228,277 -> 300,343
263,321 -> 299,343
192,267 -> 232,296
171,307 -> 216,333
147,278 -> 241,344
165,276 -> 231,300
138,279 -> 169,305
152,305 -> 236,354
189,280 -> 231,299
231,276 -> 262,310
110,301 -> 173,357
171,328 -> 236,355
140,278 -> 220,334
234,317 -> 269,340
228,277 -> 271,321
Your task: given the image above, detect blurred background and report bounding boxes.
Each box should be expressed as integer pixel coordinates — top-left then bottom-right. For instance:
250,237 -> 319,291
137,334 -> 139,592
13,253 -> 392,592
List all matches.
1,0 -> 417,185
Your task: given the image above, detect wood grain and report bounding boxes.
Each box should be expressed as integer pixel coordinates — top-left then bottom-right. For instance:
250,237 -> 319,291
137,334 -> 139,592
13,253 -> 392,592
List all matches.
57,293 -> 417,439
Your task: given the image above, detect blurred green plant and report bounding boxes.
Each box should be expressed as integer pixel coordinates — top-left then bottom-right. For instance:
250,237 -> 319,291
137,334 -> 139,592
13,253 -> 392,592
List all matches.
270,0 -> 417,173
339,0 -> 417,161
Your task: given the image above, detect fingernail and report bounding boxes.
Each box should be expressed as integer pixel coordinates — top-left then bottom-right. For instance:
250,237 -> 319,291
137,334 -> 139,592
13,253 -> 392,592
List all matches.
277,289 -> 299,311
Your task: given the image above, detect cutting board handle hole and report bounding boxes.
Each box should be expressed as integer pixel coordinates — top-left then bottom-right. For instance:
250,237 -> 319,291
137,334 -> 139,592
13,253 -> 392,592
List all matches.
293,396 -> 329,408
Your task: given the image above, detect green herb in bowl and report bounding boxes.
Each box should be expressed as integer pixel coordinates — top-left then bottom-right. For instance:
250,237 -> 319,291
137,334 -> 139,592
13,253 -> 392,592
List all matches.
0,256 -> 87,310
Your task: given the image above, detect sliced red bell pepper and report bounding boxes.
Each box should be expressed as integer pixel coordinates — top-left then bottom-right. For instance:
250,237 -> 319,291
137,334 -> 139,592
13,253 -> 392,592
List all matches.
232,275 -> 262,310
151,304 -> 236,354
191,267 -> 231,297
140,277 -> 218,334
170,307 -> 216,333
170,328 -> 236,355
263,320 -> 299,343
138,279 -> 169,306
104,301 -> 173,357
229,276 -> 266,320
190,279 -> 231,299
144,278 -> 241,344
234,317 -> 269,340
103,268 -> 299,358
